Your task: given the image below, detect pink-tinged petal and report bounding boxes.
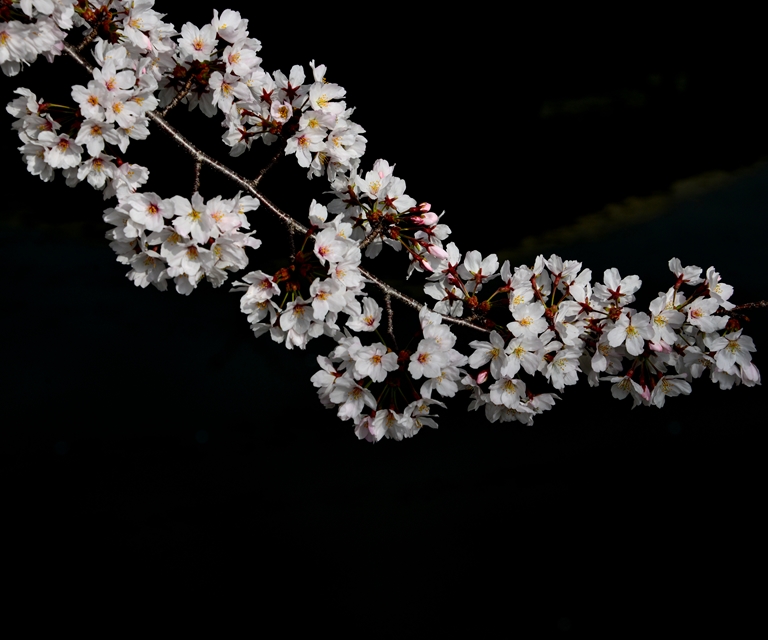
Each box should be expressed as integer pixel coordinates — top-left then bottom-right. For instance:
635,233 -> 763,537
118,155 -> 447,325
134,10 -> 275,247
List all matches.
427,244 -> 448,260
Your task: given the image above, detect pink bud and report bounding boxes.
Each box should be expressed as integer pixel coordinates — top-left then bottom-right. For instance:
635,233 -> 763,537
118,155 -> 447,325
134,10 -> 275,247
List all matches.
413,211 -> 439,226
477,370 -> 489,385
427,243 -> 449,260
649,341 -> 672,353
741,362 -> 761,383
418,202 -> 431,212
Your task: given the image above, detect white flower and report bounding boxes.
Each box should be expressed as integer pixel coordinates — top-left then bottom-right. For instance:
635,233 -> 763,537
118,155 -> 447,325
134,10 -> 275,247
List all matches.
38,131 -> 82,168
309,278 -> 346,321
468,330 -> 507,379
402,398 -> 445,435
313,226 -> 352,265
93,60 -> 135,93
311,356 -> 343,407
420,365 -> 463,399
502,335 -> 543,377
648,294 -> 685,345
164,243 -> 213,280
103,91 -> 141,129
309,81 -> 346,114
172,193 -> 217,244
489,377 -> 526,409
223,41 -> 261,76
330,379 -> 376,421
650,375 -> 692,407
543,345 -> 581,390
458,250 -> 499,287
71,81 -> 107,120
604,374 -> 647,408
706,266 -> 735,311
237,270 -> 280,308
76,153 -> 116,188
209,72 -> 251,111
212,9 -> 248,43
593,268 -> 642,306
409,339 -> 449,379
285,129 -> 325,168
685,298 -> 727,333
707,330 -> 757,371
125,192 -> 173,232
74,119 -> 120,157
178,23 -> 218,62
607,311 -> 653,356
347,298 -> 382,333
279,299 -> 313,334
353,343 -> 398,383
507,302 -> 548,338
669,258 -> 703,286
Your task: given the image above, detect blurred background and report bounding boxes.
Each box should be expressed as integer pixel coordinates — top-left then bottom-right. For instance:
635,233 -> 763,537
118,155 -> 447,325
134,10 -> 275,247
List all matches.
2,4 -> 765,631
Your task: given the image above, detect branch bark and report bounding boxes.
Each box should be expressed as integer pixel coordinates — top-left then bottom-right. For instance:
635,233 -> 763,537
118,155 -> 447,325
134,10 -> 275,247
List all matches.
61,41 -> 492,334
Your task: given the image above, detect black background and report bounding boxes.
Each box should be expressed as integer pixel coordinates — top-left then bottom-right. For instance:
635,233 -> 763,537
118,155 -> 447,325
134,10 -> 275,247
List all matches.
2,4 -> 766,631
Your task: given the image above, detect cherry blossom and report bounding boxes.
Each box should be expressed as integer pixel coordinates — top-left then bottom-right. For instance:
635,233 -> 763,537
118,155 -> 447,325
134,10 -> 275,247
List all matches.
1,1 -> 762,443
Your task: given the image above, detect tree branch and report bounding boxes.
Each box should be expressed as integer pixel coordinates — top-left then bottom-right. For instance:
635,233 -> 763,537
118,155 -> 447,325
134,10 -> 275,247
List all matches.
159,73 -> 196,118
61,41 -> 491,334
192,158 -> 202,194
731,301 -> 768,312
71,28 -> 99,53
253,147 -> 284,187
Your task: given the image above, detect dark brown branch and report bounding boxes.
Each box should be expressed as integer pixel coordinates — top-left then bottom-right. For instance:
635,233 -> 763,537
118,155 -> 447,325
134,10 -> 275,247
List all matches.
715,300 -> 768,316
60,41 -> 498,336
159,73 -> 195,118
64,40 -> 94,72
384,293 -> 398,349
58,43 -> 767,339
359,225 -> 382,250
192,158 -> 202,194
730,301 -> 768,312
253,148 -> 284,187
285,219 -> 296,256
72,28 -> 99,53
358,268 -> 490,334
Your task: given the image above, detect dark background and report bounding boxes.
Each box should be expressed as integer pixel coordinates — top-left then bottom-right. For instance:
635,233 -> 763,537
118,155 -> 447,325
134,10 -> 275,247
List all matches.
2,4 -> 765,631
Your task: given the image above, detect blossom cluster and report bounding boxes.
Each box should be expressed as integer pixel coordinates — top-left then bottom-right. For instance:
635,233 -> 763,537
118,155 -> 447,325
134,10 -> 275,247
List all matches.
460,256 -> 760,425
0,0 -> 74,76
231,200 -> 368,350
2,1 -> 761,442
310,306 -> 459,442
105,190 -> 260,293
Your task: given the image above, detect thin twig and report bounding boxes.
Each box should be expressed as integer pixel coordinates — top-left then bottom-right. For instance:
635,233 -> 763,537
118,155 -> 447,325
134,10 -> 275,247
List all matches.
359,226 -> 381,250
731,301 -> 768,312
192,158 -> 202,194
286,220 -> 296,256
159,73 -> 195,118
60,42 -> 493,335
72,28 -> 99,53
64,41 -> 94,72
384,293 -> 398,349
253,148 -> 284,187
715,300 -> 768,316
359,268 -> 490,334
